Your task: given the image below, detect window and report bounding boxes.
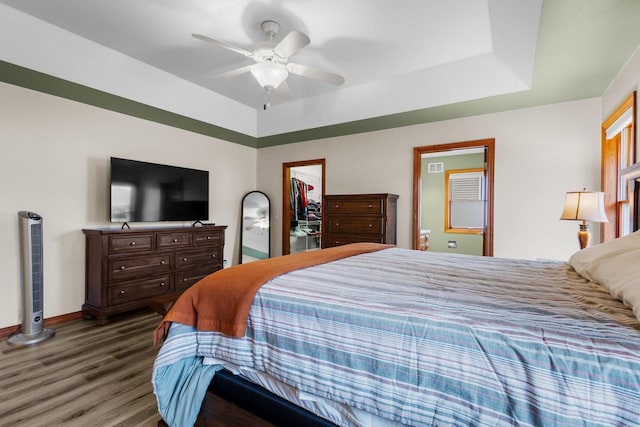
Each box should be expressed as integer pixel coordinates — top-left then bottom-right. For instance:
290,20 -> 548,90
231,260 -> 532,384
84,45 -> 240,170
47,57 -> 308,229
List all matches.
602,92 -> 636,240
445,168 -> 485,232
618,123 -> 634,236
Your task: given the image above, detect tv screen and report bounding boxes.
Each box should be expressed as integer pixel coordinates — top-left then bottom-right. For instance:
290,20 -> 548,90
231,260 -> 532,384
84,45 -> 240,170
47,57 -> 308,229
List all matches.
110,157 -> 209,223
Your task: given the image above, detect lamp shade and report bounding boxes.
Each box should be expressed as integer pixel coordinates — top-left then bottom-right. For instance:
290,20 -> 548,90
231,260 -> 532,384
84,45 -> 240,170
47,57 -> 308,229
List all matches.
250,62 -> 288,90
560,191 -> 608,222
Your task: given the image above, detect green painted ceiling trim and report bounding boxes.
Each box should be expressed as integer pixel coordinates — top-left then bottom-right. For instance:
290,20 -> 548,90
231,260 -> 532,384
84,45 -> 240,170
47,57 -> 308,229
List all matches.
0,57 -> 612,150
0,60 -> 258,148
256,90 -> 591,147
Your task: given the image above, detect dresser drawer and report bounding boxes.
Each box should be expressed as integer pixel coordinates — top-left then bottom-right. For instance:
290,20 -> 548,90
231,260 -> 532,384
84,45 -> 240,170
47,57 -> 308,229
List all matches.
326,216 -> 384,234
109,234 -> 153,254
321,194 -> 397,249
109,253 -> 172,281
83,225 -> 227,325
109,275 -> 172,305
325,234 -> 385,247
157,232 -> 191,249
175,266 -> 218,291
325,198 -> 384,214
194,230 -> 224,246
175,248 -> 222,270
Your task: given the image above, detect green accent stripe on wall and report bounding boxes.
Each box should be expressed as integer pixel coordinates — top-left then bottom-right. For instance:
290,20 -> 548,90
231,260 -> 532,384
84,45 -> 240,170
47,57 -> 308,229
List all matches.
0,60 -> 595,149
256,89 -> 593,147
0,60 -> 258,148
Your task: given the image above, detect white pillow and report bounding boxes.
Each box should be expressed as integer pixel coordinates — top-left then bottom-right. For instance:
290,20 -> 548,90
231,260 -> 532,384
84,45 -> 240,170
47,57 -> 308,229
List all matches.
568,230 -> 640,282
588,248 -> 640,321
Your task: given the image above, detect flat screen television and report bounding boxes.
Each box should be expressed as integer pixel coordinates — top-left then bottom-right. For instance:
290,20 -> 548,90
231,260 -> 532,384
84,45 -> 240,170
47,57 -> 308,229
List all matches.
110,157 -> 209,223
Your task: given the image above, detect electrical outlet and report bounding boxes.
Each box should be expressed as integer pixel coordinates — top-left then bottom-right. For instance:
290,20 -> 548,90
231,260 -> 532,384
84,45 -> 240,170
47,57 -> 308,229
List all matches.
448,241 -> 457,248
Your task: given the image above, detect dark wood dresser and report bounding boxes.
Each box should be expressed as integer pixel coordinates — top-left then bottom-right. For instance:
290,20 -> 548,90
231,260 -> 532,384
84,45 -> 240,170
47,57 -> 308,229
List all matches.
82,225 -> 226,324
322,193 -> 398,248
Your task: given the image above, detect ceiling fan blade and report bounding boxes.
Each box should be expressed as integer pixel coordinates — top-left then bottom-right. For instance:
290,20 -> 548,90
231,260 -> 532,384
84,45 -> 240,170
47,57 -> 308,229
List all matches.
274,30 -> 310,58
286,63 -> 345,86
207,64 -> 253,79
192,33 -> 253,58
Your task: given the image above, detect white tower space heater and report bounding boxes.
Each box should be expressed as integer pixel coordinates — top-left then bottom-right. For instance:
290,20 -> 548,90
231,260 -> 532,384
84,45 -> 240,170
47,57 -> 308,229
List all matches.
8,211 -> 55,346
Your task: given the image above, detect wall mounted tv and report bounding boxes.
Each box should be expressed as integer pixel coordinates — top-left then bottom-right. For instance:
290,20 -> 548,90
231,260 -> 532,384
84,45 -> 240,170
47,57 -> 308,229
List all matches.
110,157 -> 209,223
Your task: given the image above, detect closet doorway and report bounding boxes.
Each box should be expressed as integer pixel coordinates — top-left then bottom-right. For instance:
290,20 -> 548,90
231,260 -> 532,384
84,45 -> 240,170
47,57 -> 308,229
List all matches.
282,159 -> 325,255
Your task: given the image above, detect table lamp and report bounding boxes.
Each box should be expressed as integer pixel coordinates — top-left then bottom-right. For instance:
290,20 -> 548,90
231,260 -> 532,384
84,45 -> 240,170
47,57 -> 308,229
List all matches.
560,189 -> 608,249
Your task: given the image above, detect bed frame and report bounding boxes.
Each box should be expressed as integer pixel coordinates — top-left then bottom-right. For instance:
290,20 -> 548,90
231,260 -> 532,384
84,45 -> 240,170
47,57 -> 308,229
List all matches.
157,369 -> 338,426
162,162 -> 640,427
201,369 -> 338,426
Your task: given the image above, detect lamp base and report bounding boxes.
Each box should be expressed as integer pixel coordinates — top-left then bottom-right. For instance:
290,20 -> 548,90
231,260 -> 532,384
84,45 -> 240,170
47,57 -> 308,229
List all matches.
577,223 -> 590,249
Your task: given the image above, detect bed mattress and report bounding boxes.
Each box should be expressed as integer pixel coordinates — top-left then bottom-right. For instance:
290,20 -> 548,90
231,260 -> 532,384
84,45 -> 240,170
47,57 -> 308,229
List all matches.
153,247 -> 640,426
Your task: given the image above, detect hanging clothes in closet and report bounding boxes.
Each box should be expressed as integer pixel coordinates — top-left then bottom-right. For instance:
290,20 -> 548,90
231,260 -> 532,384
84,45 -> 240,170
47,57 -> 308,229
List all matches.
290,177 -> 309,222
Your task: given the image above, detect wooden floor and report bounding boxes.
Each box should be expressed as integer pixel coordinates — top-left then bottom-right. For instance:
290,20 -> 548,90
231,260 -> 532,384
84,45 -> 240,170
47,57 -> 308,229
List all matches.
0,309 -> 276,427
0,309 -> 162,427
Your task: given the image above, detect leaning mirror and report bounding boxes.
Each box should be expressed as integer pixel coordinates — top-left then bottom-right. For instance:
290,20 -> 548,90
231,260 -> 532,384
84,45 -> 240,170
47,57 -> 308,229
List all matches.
240,191 -> 270,264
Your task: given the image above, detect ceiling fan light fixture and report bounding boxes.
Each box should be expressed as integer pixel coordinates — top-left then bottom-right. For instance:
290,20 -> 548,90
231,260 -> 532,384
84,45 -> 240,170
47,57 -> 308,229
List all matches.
194,19 -> 344,102
251,62 -> 288,90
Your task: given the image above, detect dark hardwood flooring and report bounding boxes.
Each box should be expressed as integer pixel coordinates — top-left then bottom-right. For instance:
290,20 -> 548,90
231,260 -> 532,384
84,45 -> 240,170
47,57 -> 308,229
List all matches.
0,309 -> 274,427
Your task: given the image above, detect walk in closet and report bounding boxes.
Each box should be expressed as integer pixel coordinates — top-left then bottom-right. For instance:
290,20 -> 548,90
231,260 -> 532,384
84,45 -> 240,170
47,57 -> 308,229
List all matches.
288,164 -> 323,253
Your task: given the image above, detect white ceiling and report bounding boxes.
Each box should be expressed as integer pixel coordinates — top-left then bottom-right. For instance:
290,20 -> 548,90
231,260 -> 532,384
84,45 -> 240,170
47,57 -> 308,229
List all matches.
0,0 -> 542,138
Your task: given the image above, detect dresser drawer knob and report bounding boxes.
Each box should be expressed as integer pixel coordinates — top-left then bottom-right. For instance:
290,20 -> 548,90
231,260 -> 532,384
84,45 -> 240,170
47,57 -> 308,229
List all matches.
173,238 -> 178,243
119,290 -> 126,295
207,236 -> 211,240
183,278 -> 188,282
368,204 -> 373,208
336,222 -> 340,226
130,241 -> 136,246
212,254 -> 217,258
120,265 -> 126,270
183,257 -> 188,262
335,204 -> 340,208
368,224 -> 373,227
160,282 -> 166,287
160,260 -> 166,265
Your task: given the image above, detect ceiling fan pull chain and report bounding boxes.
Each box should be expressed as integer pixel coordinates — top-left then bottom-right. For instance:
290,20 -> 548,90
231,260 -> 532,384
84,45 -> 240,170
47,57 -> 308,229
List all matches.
263,88 -> 272,110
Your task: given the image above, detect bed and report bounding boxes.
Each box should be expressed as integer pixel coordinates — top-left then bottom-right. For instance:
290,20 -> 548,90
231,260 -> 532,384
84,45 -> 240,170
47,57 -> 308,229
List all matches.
152,236 -> 640,426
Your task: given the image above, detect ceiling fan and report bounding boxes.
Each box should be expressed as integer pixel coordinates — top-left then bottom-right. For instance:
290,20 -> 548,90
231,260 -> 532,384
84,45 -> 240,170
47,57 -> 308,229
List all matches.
192,20 -> 345,106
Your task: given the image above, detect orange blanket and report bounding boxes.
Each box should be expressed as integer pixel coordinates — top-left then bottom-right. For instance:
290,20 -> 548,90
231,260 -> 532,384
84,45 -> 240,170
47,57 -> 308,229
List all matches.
153,242 -> 393,344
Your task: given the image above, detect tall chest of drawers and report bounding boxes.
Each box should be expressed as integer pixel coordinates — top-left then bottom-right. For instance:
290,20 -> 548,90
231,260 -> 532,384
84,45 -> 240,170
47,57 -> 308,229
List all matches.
82,225 -> 226,324
322,194 -> 399,248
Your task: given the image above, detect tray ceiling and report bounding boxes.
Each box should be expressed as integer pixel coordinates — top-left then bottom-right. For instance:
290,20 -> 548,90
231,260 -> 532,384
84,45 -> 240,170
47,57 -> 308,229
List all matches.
1,0 -> 639,140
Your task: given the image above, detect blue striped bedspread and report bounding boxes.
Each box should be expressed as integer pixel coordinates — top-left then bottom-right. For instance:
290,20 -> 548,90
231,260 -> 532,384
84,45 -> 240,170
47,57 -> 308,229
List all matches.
153,247 -> 640,426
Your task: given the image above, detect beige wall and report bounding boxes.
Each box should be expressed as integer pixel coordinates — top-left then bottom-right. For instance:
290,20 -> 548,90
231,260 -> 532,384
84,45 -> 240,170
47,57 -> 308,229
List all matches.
0,80 -> 606,330
258,98 -> 602,261
602,46 -> 640,155
0,82 -> 257,329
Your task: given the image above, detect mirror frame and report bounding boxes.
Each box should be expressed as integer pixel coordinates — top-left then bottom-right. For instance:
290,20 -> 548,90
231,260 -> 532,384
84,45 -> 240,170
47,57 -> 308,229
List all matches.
239,190 -> 271,264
